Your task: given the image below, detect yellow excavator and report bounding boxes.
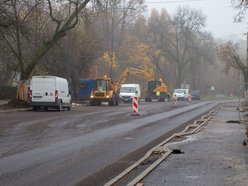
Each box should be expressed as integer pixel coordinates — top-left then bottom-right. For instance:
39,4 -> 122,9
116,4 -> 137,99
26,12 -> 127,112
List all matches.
90,75 -> 119,106
118,67 -> 168,102
145,79 -> 168,102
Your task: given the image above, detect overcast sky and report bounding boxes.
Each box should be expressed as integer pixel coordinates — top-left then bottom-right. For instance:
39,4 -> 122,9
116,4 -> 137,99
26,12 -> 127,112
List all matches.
145,0 -> 248,40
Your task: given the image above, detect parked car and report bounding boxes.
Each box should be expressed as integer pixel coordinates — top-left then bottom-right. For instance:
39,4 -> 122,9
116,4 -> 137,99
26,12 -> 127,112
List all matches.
191,90 -> 201,100
30,76 -> 72,111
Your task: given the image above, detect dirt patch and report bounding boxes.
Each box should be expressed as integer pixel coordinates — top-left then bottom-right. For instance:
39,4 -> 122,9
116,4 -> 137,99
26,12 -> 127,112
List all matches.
0,100 -> 31,110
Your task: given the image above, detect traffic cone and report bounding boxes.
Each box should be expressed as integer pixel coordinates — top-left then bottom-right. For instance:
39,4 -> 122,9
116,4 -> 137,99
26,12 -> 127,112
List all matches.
131,96 -> 140,116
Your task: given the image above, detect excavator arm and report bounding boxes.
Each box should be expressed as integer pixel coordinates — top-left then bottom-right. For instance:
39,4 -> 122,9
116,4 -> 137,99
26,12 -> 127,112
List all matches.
117,67 -> 154,88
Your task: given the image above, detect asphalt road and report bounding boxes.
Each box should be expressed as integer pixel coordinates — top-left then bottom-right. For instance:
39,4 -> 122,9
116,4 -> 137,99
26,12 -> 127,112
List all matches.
143,101 -> 248,186
0,100 -> 221,186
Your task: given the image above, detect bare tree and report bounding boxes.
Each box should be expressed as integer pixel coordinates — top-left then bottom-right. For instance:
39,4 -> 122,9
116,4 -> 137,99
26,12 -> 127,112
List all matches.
146,9 -> 173,83
147,7 -> 207,88
217,41 -> 248,101
94,0 -> 145,80
171,7 -> 206,87
42,18 -> 100,98
0,0 -> 94,80
232,0 -> 248,21
185,32 -> 216,90
145,6 -> 219,94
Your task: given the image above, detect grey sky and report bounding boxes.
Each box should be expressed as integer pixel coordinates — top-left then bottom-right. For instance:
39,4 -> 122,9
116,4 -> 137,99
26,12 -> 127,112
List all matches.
145,0 -> 248,40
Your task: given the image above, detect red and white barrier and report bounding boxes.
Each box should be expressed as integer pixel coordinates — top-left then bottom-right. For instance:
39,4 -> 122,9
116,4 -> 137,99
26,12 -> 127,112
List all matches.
131,96 -> 140,116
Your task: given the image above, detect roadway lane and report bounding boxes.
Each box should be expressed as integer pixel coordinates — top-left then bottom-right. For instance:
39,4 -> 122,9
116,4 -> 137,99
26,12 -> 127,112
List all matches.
0,100 -> 221,186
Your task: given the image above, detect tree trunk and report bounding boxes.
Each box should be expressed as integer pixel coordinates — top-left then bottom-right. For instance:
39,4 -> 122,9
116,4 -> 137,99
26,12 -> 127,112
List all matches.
245,90 -> 248,104
176,65 -> 182,88
244,72 -> 248,105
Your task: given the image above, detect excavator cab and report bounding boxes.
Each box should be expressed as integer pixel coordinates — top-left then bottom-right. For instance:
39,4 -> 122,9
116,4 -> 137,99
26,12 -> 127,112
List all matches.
93,79 -> 109,94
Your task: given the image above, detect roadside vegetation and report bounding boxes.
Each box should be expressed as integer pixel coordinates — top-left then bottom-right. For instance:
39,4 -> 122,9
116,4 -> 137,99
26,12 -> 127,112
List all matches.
0,0 -> 246,100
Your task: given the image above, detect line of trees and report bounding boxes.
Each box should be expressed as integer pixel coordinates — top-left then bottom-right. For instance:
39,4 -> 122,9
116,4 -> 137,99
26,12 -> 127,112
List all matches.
0,0 -> 246,99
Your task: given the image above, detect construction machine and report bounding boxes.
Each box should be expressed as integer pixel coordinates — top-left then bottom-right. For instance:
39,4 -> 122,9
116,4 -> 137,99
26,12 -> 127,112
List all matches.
90,75 -> 119,106
118,67 -> 168,102
145,79 -> 167,102
117,67 -> 154,89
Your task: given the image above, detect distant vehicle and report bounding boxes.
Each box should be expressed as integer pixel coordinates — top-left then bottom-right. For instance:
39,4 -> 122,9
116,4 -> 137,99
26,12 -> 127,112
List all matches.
77,79 -> 94,100
119,84 -> 141,103
30,76 -> 72,111
173,88 -> 189,101
191,90 -> 201,100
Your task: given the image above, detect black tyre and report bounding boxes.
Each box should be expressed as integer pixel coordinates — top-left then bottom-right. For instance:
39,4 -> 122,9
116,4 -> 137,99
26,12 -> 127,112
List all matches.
58,102 -> 62,111
90,100 -> 96,106
33,106 -> 37,111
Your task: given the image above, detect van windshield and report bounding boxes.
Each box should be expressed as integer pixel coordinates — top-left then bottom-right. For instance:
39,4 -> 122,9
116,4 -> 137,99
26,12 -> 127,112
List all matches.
174,89 -> 184,93
120,87 -> 135,93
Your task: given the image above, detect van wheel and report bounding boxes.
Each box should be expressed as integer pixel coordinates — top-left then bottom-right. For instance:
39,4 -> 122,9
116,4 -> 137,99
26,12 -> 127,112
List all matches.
45,107 -> 48,111
67,105 -> 71,110
58,102 -> 62,111
33,106 -> 37,111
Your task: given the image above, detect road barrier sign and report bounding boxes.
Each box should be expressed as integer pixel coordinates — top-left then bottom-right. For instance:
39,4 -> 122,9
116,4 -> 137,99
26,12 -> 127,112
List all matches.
131,96 -> 140,116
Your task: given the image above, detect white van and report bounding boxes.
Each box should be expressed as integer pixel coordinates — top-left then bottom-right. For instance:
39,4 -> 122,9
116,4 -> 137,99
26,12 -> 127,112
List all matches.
119,84 -> 141,103
30,76 -> 72,111
173,88 -> 189,101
